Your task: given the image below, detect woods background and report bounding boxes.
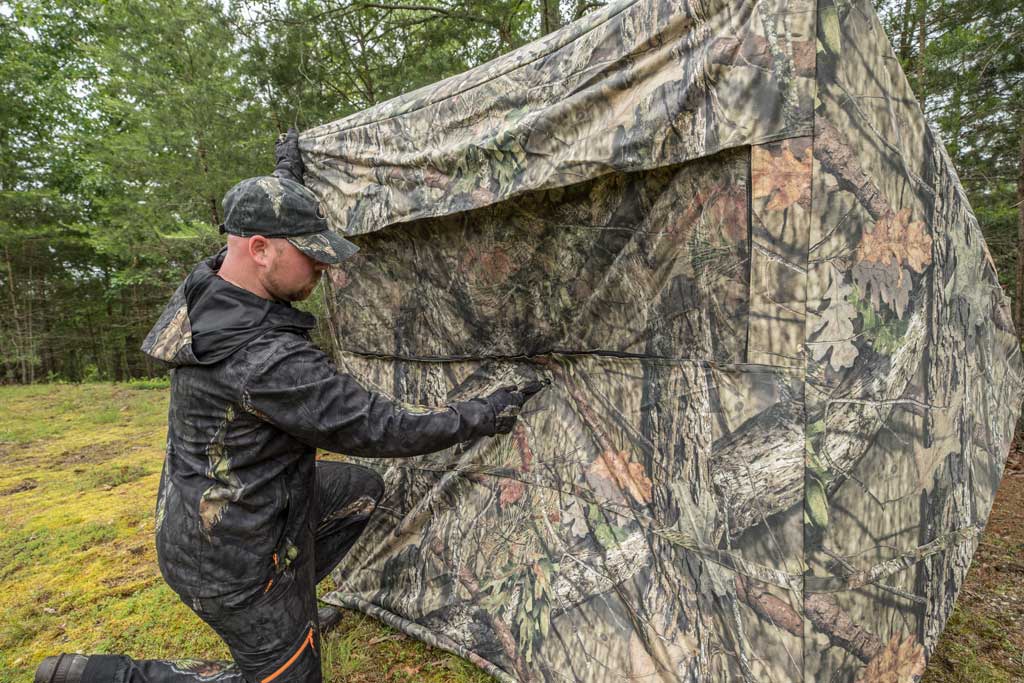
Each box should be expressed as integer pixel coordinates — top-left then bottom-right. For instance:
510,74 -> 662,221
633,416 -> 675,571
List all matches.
0,0 -> 1021,384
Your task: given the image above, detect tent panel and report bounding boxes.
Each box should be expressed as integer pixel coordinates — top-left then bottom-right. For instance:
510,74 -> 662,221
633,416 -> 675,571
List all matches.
324,149 -> 750,361
804,0 -> 1023,678
307,0 -> 1024,678
301,0 -> 815,237
747,136 -> 812,367
323,354 -> 806,681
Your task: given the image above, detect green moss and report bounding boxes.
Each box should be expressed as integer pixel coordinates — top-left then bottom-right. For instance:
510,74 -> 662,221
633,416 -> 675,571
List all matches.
77,463 -> 152,491
0,384 -> 491,682
126,377 -> 171,390
923,603 -> 1022,682
91,407 -> 124,425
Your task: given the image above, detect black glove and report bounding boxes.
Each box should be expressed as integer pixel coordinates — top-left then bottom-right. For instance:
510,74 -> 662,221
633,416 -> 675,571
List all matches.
272,127 -> 305,185
485,380 -> 548,434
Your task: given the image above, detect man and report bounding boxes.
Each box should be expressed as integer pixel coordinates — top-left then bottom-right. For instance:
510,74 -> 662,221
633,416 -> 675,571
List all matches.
36,131 -> 542,683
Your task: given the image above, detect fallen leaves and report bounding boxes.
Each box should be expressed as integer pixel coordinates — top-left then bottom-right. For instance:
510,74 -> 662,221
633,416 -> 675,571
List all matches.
498,478 -> 525,508
459,244 -> 517,284
857,208 -> 932,273
852,260 -> 912,319
852,208 -> 933,318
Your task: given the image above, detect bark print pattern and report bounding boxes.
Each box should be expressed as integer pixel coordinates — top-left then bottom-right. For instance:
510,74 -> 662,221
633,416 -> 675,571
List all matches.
804,0 -> 1023,680
748,137 -> 812,366
305,0 -> 1023,680
318,139 -> 821,681
325,354 -> 808,683
325,149 -> 750,361
300,0 -> 816,237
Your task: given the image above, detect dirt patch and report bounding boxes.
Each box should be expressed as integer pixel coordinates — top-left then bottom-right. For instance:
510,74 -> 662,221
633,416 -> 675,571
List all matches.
1004,439 -> 1024,477
51,441 -> 131,468
77,463 -> 151,491
0,479 -> 38,496
0,443 -> 40,465
924,466 -> 1024,681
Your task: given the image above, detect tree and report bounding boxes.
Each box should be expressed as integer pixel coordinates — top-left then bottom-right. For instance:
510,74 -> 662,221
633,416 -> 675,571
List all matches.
0,1 -> 106,382
876,0 -> 1024,327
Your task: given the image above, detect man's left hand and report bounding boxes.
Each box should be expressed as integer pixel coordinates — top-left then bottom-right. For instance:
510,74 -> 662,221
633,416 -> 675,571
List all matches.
486,380 -> 548,434
272,127 -> 305,185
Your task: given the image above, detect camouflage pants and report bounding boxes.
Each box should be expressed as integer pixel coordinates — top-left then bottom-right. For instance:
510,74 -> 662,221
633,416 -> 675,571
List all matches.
81,461 -> 384,683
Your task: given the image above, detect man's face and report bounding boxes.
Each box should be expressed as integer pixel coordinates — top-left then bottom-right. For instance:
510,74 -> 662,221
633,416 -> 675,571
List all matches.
260,238 -> 327,302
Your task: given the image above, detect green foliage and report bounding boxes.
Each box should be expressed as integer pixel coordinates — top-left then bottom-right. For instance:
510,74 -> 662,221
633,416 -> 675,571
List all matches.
584,500 -> 637,547
875,0 -> 1023,293
126,376 -> 170,390
0,383 -> 493,681
0,0 -> 557,384
849,284 -> 909,355
1,0 -> 1018,385
804,420 -> 832,530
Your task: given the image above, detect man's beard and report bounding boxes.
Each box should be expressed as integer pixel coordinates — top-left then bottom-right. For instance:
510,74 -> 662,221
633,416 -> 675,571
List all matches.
265,267 -> 322,302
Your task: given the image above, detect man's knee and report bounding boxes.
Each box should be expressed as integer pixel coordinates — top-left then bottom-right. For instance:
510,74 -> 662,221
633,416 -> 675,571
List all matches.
348,468 -> 383,519
315,461 -> 384,520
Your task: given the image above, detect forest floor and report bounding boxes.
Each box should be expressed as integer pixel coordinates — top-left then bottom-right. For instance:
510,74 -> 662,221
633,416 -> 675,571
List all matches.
0,383 -> 1020,682
921,440 -> 1024,683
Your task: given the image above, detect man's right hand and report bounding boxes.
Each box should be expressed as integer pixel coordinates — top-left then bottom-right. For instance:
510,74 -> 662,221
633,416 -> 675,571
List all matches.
485,380 -> 548,434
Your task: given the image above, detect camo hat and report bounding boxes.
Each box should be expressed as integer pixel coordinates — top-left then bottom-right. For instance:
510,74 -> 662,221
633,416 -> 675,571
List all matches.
220,176 -> 358,264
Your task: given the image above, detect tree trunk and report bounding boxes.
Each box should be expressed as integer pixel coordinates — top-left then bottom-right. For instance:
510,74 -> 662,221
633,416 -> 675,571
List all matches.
26,263 -> 35,384
87,316 -> 102,382
898,0 -> 914,62
916,0 -> 927,110
539,0 -> 562,36
3,246 -> 28,383
1016,133 -> 1024,332
120,289 -> 131,380
197,139 -> 220,226
106,290 -> 121,382
39,271 -> 51,381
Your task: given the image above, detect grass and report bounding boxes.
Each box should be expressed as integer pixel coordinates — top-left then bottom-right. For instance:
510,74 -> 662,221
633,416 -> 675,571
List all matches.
0,383 -> 1020,682
0,383 -> 487,683
922,460 -> 1024,683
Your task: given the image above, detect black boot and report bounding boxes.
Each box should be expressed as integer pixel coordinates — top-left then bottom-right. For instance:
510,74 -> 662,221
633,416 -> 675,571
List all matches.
317,605 -> 345,634
34,654 -> 89,683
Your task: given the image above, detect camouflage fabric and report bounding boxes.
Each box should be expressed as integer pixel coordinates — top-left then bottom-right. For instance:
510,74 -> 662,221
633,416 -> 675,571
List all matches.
220,176 -> 358,264
301,0 -> 816,236
303,0 -> 1024,680
137,247 -> 525,681
74,462 -> 386,683
287,230 -> 359,266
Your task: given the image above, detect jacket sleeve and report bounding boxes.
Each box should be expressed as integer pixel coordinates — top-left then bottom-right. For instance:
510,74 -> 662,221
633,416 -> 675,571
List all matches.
240,338 -> 498,457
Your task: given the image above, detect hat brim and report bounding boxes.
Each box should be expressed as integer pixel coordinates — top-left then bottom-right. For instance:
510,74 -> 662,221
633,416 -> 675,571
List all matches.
287,231 -> 360,265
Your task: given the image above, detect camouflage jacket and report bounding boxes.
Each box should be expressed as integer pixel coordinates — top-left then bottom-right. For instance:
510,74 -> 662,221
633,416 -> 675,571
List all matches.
141,250 -> 501,605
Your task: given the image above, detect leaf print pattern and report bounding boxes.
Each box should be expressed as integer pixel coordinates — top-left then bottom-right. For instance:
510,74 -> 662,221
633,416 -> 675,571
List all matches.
302,0 -> 1024,680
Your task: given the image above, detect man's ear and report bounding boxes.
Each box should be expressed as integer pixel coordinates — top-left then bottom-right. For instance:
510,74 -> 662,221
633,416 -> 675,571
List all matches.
248,235 -> 272,267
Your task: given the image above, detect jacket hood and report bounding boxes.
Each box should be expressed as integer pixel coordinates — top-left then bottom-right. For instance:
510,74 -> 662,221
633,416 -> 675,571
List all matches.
141,249 -> 316,367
